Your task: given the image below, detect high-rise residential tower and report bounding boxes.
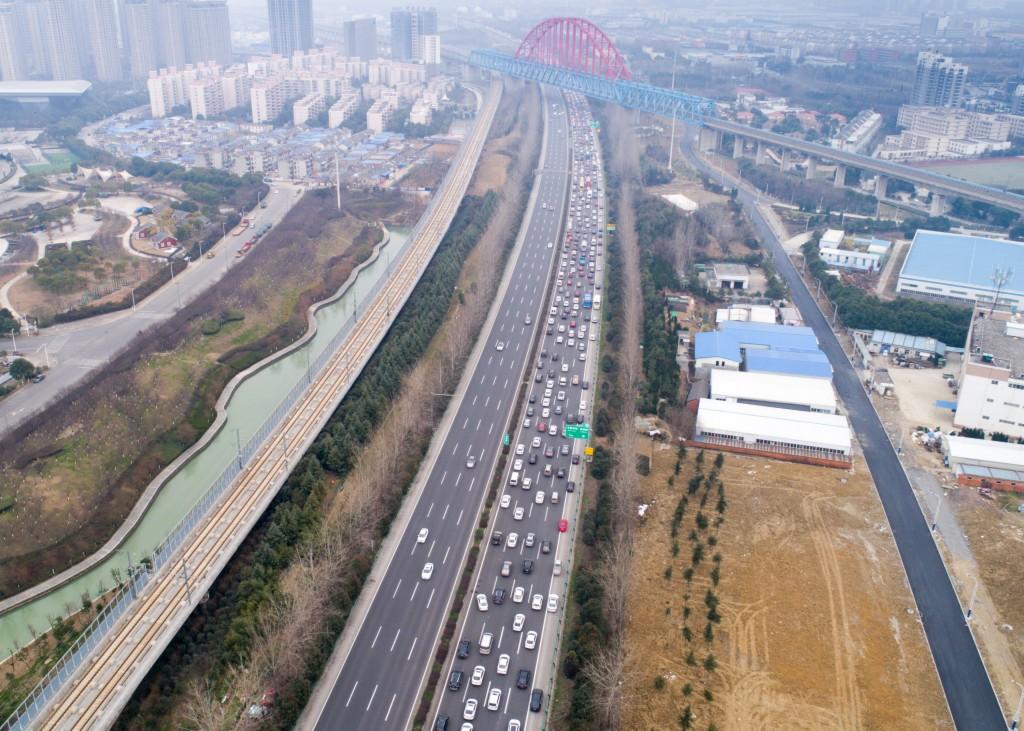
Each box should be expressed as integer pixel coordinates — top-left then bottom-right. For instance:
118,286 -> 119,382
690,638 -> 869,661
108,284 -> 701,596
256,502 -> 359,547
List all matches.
342,17 -> 376,60
267,0 -> 312,57
390,6 -> 436,62
0,3 -> 23,80
39,0 -> 81,79
188,0 -> 232,66
84,0 -> 122,80
912,51 -> 967,107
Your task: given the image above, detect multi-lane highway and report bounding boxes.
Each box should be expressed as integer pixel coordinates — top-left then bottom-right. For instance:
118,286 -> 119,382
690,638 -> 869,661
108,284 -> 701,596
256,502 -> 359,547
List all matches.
304,86 -> 574,731
430,93 -> 604,731
682,137 -> 1008,731
5,84 -> 501,731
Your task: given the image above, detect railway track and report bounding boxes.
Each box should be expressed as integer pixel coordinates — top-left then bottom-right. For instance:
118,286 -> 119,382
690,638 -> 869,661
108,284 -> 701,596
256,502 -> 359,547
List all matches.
26,83 -> 501,731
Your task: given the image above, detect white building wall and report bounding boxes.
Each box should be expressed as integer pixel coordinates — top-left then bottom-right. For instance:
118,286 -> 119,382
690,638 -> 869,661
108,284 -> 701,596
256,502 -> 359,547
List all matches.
819,246 -> 882,272
954,370 -> 1024,440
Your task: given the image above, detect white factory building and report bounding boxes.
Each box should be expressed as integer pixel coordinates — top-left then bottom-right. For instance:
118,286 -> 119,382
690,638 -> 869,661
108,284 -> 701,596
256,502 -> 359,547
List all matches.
709,369 -> 837,414
953,309 -> 1024,440
693,398 -> 852,463
943,435 -> 1024,493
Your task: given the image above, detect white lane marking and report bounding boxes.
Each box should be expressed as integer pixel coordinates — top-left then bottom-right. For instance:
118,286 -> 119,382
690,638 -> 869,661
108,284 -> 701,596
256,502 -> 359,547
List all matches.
384,694 -> 397,722
468,476 -> 476,492
426,587 -> 436,608
345,681 -> 359,707
366,683 -> 378,711
455,472 -> 462,487
456,509 -> 464,526
390,628 -> 401,651
392,579 -> 402,598
428,539 -> 436,558
484,396 -> 490,407
410,582 -> 419,602
472,394 -> 478,406
407,635 -> 418,661
440,470 -> 448,484
488,422 -> 494,435
463,417 -> 469,429
371,624 -> 383,648
442,545 -> 451,564
442,503 -> 450,520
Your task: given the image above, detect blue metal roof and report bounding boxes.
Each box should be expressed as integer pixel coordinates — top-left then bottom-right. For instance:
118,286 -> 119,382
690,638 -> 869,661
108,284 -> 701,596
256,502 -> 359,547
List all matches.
900,230 -> 1024,295
694,331 -> 740,362
745,348 -> 833,378
719,320 -> 820,351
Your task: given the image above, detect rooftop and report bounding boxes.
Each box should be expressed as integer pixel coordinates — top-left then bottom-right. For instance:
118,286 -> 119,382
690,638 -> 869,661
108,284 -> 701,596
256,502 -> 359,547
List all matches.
0,80 -> 91,98
967,312 -> 1024,375
695,398 -> 851,453
709,369 -> 836,410
695,321 -> 822,366
871,329 -> 947,356
745,348 -> 833,378
711,262 -> 750,278
946,434 -> 1024,469
900,230 -> 1024,295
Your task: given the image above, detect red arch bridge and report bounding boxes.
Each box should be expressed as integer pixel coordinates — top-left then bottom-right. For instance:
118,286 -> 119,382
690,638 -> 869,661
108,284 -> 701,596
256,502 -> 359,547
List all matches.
469,17 -> 715,124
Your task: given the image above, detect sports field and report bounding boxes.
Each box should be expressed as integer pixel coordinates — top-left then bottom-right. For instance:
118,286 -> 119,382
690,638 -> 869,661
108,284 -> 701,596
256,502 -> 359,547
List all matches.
22,150 -> 78,175
911,156 -> 1024,191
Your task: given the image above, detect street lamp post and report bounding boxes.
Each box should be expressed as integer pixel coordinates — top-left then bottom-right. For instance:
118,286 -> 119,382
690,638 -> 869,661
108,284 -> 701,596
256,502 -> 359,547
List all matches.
966,579 -> 979,621
1011,681 -> 1024,730
931,496 -> 941,532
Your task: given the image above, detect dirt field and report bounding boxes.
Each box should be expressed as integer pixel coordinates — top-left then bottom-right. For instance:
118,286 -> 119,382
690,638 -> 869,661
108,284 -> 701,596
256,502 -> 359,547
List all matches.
880,356 -> 958,430
621,445 -> 951,731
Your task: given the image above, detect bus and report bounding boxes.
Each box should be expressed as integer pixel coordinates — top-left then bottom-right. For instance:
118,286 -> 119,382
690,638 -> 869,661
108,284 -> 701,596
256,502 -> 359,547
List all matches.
582,292 -> 593,309
592,294 -> 602,311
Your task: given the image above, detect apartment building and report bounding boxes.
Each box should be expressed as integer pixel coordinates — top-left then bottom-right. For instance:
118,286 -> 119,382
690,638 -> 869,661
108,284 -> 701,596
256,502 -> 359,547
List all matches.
911,51 -> 967,107
292,92 -> 325,125
328,92 -> 360,128
366,98 -> 395,133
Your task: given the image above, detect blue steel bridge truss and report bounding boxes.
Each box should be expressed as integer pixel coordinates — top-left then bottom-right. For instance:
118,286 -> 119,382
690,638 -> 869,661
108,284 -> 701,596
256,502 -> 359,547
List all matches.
468,49 -> 717,126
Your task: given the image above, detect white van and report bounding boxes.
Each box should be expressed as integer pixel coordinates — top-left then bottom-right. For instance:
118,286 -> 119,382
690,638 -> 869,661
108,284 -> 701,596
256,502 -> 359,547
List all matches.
510,471 -> 520,487
580,398 -> 587,412
479,631 -> 493,655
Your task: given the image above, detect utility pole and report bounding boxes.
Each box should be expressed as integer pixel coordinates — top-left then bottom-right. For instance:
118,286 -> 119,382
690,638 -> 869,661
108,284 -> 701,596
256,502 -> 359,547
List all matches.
9,328 -> 16,352
991,266 -> 1013,314
131,287 -> 136,312
335,151 -> 342,211
667,50 -> 678,171
966,579 -> 979,621
234,427 -> 242,469
931,496 -> 941,532
179,557 -> 192,604
1011,682 -> 1024,730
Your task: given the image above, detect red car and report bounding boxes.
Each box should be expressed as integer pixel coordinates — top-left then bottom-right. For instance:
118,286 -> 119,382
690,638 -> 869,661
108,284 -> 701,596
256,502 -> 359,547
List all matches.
537,421 -> 547,433
558,519 -> 569,533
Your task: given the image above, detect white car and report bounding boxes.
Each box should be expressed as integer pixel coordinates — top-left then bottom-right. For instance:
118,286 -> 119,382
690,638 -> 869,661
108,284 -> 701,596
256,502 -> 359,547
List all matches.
513,506 -> 525,521
531,436 -> 542,448
535,491 -> 545,505
421,562 -> 434,581
516,443 -> 525,456
487,687 -> 502,711
464,698 -> 478,721
476,593 -> 489,612
513,459 -> 523,471
497,653 -> 510,675
500,494 -> 511,509
466,455 -> 476,469
524,630 -> 538,650
524,532 -> 536,547
495,341 -> 505,352
547,594 -> 559,613
506,532 -> 518,549
417,528 -> 429,544
509,720 -> 522,731
512,585 -> 526,603
561,363 -> 569,372
531,593 -> 544,611
548,424 -> 558,436
522,477 -> 532,491
471,665 -> 485,686
513,613 -> 525,632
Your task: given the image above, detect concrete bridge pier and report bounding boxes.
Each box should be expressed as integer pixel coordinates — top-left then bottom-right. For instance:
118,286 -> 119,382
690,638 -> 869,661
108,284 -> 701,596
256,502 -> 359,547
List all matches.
833,163 -> 847,188
874,174 -> 888,199
781,148 -> 793,172
756,141 -> 768,166
930,193 -> 950,216
699,127 -> 722,153
805,156 -> 818,180
733,136 -> 744,159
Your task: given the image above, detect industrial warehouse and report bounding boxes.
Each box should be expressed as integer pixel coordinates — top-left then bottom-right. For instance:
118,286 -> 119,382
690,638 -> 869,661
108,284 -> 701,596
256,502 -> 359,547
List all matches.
689,322 -> 852,467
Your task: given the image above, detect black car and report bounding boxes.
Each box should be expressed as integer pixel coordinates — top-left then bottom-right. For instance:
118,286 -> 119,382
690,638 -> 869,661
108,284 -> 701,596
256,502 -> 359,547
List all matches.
567,480 -> 576,493
517,669 -> 532,690
457,639 -> 472,658
535,373 -> 543,382
572,454 -> 580,465
556,468 -> 565,479
491,531 -> 503,546
530,689 -> 544,712
526,406 -> 535,417
493,587 -> 507,605
529,394 -> 536,403
435,714 -> 450,730
522,559 -> 534,574
448,670 -> 464,692
546,327 -> 554,336
552,353 -> 560,362
528,453 -> 538,465
541,540 -> 552,554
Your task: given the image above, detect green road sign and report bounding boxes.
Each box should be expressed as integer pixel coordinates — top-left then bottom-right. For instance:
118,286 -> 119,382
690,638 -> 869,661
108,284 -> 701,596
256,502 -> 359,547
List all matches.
564,424 -> 590,440
503,433 -> 510,446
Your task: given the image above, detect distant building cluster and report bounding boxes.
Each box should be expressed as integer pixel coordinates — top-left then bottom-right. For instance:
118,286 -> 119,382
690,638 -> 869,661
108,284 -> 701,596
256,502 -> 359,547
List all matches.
878,104 -> 1024,161
0,0 -> 231,82
390,7 -> 440,64
146,49 -> 450,133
